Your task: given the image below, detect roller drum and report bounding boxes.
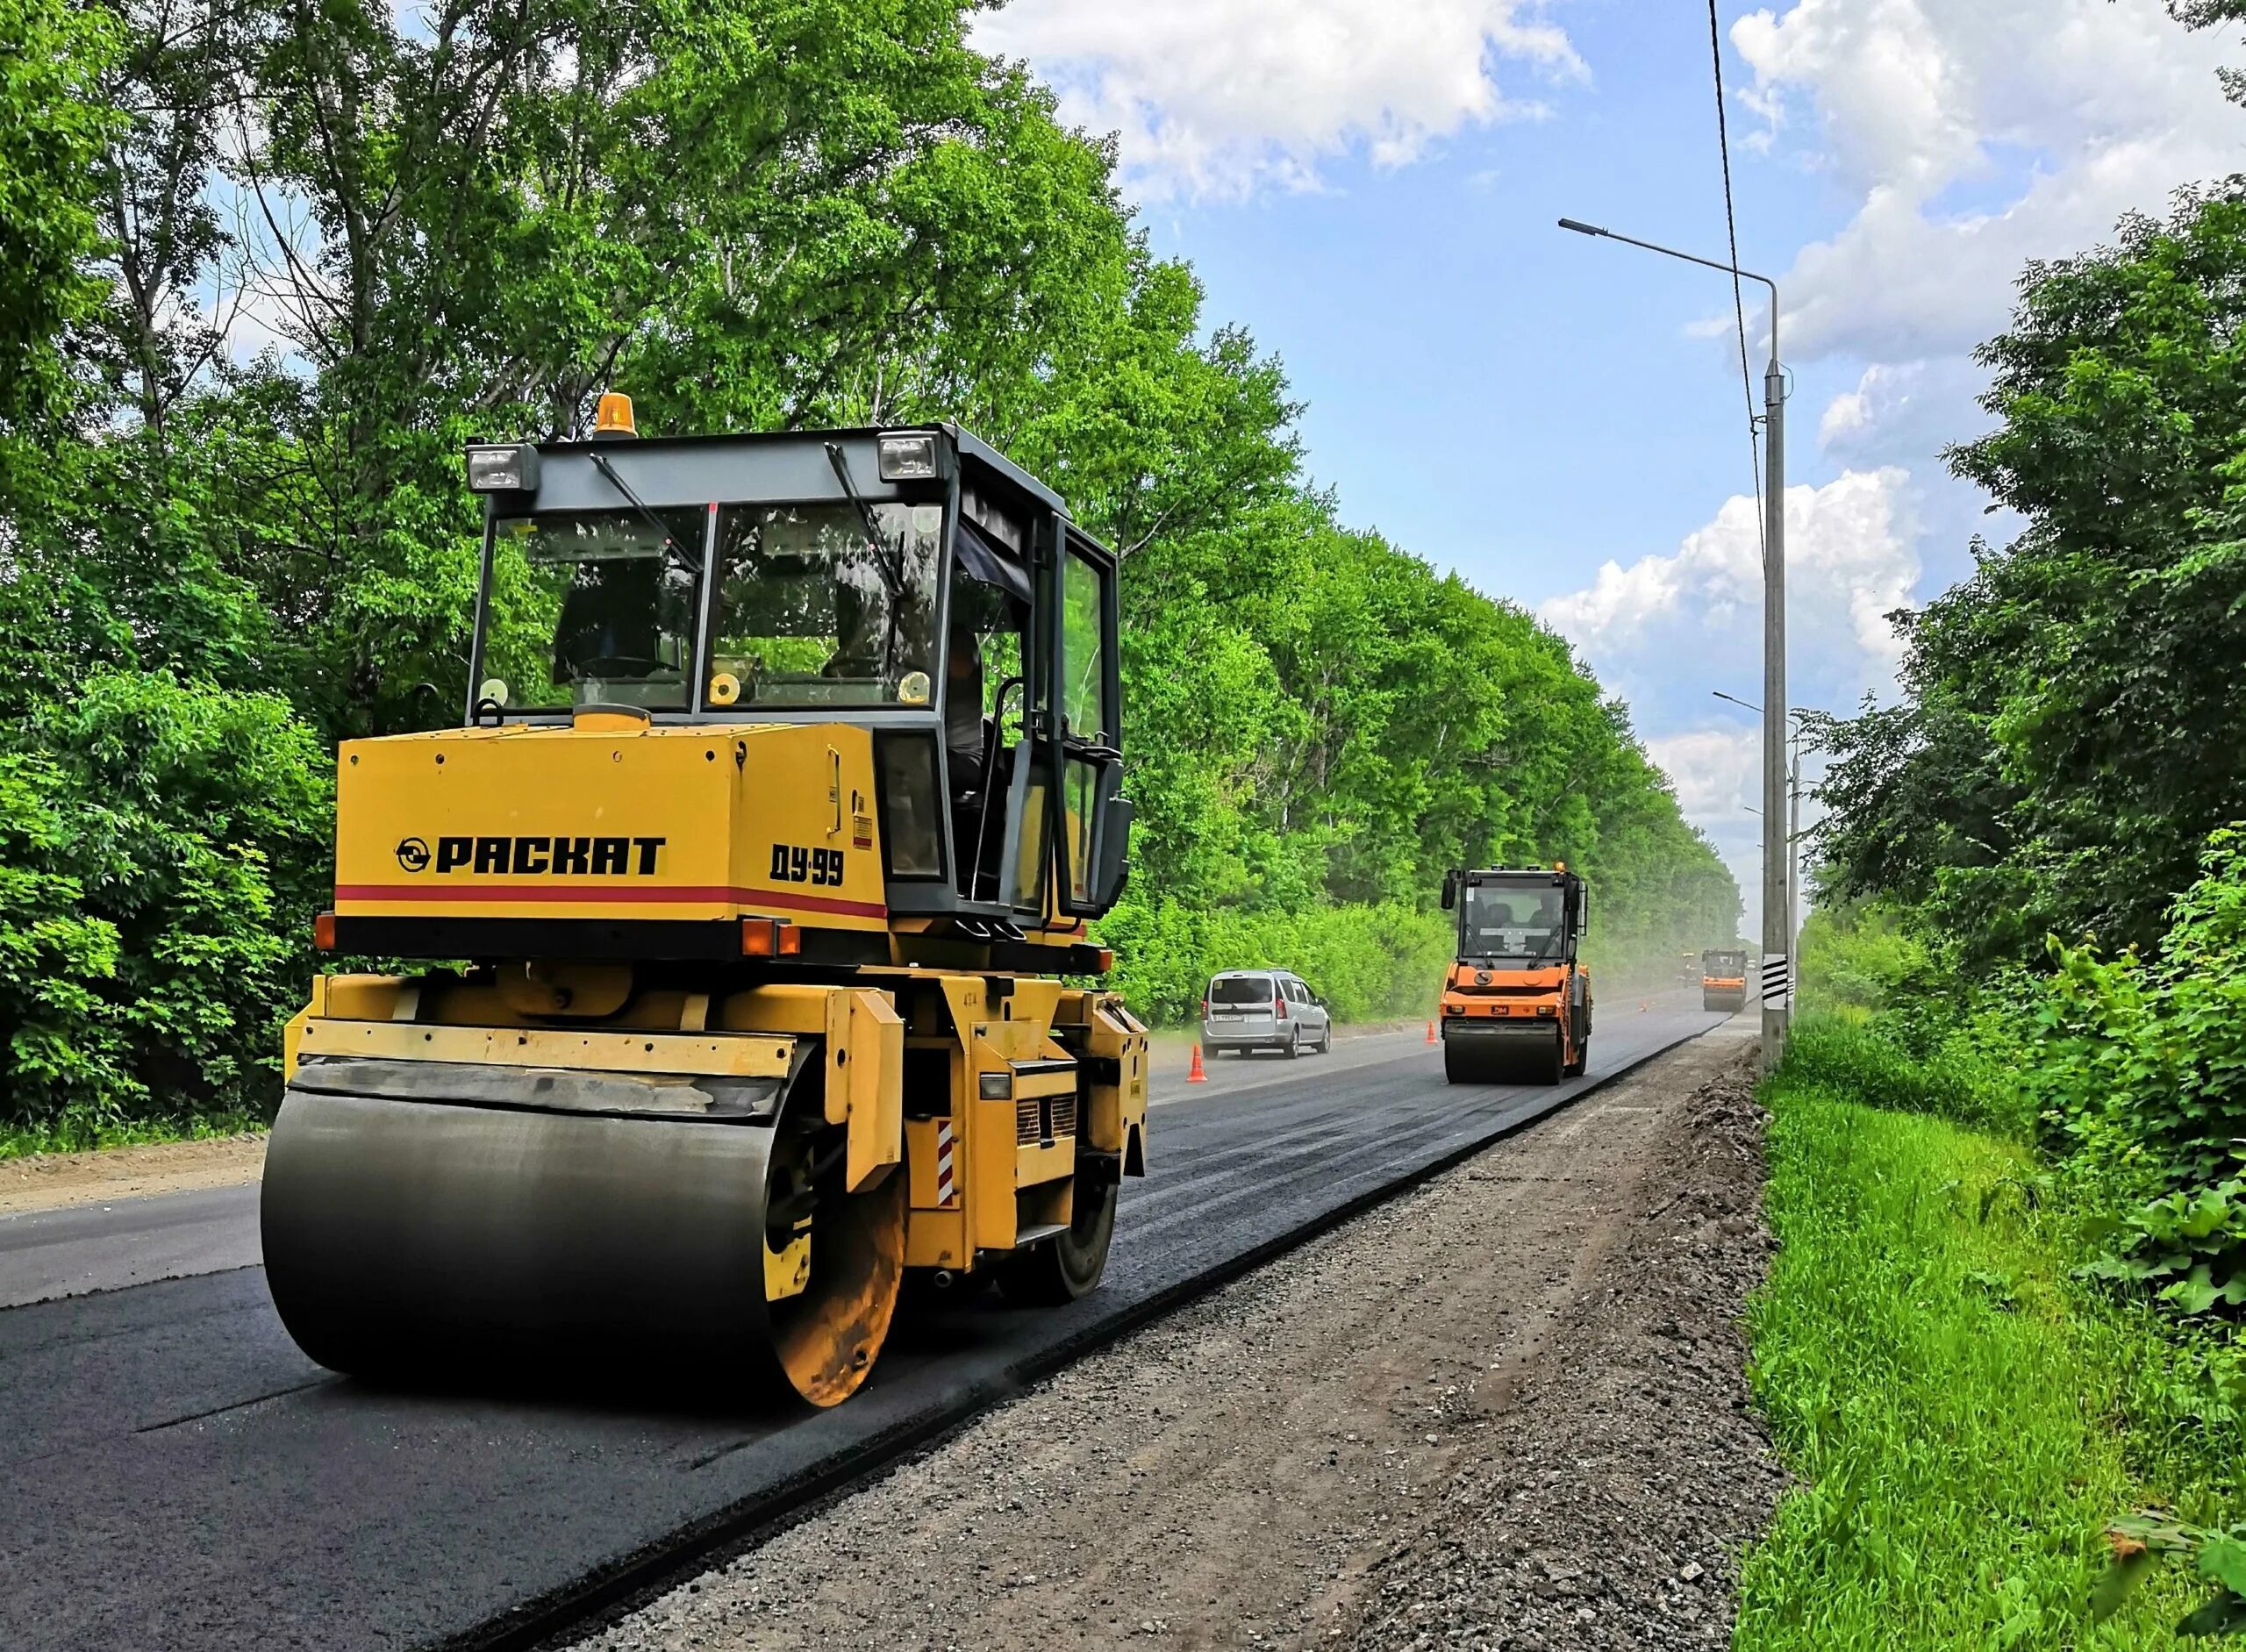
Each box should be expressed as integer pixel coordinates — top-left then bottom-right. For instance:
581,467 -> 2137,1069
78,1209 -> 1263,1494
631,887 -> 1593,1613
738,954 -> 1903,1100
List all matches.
1442,1028 -> 1565,1086
261,1068 -> 905,1406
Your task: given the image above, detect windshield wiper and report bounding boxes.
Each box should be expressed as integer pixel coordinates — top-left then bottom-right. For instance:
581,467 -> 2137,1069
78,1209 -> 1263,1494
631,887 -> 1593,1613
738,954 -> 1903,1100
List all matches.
587,449 -> 691,565
823,440 -> 905,670
823,441 -> 889,552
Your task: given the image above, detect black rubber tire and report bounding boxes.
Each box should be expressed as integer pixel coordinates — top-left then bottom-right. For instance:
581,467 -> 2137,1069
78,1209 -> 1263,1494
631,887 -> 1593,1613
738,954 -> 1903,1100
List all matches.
1200,1041 -> 1216,1060
1283,1028 -> 1302,1059
1534,1033 -> 1564,1085
1319,1026 -> 1333,1054
996,1178 -> 1118,1305
1565,1040 -> 1589,1078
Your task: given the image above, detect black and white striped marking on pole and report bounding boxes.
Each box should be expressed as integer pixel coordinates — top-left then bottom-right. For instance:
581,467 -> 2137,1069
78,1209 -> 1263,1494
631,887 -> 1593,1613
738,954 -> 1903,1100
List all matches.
1761,955 -> 1792,1008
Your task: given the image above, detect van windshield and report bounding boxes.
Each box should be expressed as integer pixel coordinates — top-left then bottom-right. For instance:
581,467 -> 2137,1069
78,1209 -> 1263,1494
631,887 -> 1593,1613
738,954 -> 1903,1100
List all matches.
1210,976 -> 1275,1005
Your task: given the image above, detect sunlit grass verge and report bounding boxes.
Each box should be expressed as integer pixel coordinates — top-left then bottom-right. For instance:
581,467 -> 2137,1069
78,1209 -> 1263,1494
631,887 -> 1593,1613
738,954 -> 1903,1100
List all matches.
1735,1054 -> 2200,1649
0,1109 -> 260,1162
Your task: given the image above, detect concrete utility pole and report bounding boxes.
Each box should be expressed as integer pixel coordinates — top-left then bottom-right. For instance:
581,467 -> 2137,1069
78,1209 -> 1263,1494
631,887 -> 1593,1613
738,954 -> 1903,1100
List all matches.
1562,217 -> 1788,1069
1715,689 -> 1807,1026
1761,350 -> 1788,1070
1787,724 -> 1801,960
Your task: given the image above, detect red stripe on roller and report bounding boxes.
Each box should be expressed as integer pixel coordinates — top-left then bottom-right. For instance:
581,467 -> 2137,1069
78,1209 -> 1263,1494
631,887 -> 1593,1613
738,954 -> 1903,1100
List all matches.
333,883 -> 888,919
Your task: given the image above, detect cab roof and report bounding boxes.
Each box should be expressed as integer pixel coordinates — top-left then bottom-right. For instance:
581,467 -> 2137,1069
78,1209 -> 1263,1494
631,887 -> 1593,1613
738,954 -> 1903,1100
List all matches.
523,422 -> 1069,516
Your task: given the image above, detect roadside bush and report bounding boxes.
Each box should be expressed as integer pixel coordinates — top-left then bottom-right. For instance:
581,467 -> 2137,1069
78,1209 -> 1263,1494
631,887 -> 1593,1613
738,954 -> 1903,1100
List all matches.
1797,902 -> 1935,1012
0,669 -> 330,1147
1098,895 -> 1452,1026
2019,832 -> 2246,1322
1781,1012 -> 2035,1141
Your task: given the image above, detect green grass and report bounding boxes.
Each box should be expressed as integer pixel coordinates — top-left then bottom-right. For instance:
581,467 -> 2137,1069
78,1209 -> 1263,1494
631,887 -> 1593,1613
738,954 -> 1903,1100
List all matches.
1736,1063 -> 2204,1649
0,1109 -> 261,1161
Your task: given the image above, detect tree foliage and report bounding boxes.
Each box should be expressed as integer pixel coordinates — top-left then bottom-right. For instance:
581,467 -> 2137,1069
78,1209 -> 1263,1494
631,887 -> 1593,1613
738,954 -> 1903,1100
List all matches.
0,0 -> 1734,1139
1807,165 -> 2246,1354
1816,192 -> 2246,960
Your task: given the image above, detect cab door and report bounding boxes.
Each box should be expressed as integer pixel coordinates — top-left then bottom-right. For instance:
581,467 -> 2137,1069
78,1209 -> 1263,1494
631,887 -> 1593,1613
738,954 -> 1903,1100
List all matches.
1048,527 -> 1129,918
993,520 -> 1130,919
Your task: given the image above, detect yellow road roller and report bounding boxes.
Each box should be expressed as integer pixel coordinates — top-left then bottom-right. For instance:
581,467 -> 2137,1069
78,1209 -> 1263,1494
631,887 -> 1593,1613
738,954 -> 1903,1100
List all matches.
261,402 -> 1148,1407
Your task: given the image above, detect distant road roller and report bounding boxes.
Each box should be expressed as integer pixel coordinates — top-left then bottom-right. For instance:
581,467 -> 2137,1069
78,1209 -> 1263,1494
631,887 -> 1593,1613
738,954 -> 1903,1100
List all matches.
1435,866 -> 1592,1084
1701,948 -> 1749,1012
261,403 -> 1148,1407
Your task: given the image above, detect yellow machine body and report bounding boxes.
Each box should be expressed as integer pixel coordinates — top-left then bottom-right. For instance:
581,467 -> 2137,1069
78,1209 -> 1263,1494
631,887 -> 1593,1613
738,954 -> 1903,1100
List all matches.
333,720 -> 892,934
261,419 -> 1147,1410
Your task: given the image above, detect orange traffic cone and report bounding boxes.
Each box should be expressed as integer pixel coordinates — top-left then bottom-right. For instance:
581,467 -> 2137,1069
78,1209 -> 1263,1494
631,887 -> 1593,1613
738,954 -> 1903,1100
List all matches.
1426,1019 -> 1439,1045
1188,1043 -> 1208,1083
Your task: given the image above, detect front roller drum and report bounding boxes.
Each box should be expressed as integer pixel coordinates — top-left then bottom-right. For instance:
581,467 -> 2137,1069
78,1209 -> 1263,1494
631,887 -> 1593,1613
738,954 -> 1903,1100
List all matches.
1442,1028 -> 1565,1087
261,1076 -> 905,1407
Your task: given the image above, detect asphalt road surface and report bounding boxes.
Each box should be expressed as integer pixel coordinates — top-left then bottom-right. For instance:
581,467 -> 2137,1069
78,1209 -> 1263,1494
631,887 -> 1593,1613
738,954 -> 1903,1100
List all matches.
0,998 -> 1727,1652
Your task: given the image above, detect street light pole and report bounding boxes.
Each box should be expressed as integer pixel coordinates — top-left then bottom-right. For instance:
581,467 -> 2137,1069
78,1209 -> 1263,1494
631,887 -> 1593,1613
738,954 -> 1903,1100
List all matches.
1787,723 -> 1801,957
1713,690 -> 1813,992
1565,216 -> 1787,1069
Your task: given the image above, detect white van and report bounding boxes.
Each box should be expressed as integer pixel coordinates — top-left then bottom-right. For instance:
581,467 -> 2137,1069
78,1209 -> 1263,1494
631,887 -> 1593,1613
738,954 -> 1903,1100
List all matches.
1199,970 -> 1333,1059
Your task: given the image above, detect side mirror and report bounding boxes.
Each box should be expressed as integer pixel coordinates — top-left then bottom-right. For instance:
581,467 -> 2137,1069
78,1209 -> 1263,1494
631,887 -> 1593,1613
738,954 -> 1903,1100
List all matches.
1441,871 -> 1458,912
1093,790 -> 1134,911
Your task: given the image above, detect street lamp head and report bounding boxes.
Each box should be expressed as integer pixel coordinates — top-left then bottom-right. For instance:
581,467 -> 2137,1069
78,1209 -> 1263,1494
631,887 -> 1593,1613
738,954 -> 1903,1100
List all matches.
1557,218 -> 1608,238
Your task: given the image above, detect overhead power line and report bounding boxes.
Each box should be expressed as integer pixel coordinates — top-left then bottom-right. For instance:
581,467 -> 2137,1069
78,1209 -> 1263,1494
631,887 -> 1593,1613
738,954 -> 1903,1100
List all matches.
1706,0 -> 1767,559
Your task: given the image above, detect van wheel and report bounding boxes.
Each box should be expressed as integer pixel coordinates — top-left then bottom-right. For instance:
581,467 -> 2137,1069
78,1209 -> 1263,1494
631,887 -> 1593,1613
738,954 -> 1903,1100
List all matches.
1284,1029 -> 1302,1059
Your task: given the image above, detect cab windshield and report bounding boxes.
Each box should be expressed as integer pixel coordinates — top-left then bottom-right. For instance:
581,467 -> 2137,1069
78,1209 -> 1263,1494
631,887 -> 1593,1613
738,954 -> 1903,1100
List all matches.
483,506 -> 705,711
1459,883 -> 1570,965
476,499 -> 948,714
707,501 -> 942,707
1706,951 -> 1747,976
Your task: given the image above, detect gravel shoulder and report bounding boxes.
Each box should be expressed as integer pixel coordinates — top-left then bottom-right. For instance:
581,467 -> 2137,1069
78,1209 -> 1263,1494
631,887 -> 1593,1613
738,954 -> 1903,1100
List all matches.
0,1134 -> 266,1216
574,1019 -> 1777,1652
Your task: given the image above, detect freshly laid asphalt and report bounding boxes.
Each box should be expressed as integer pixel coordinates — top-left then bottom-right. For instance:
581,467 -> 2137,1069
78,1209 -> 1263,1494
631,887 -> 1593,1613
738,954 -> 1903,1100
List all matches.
0,1184 -> 261,1309
0,999 -> 1727,1652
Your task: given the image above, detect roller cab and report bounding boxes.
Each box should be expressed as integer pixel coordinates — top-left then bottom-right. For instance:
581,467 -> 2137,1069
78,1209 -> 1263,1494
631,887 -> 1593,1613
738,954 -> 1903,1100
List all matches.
1436,867 -> 1592,1085
263,413 -> 1148,1407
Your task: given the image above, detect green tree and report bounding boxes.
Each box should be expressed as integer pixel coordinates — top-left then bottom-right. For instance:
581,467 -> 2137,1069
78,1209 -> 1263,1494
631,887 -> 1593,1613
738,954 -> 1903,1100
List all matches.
1818,191 -> 2246,958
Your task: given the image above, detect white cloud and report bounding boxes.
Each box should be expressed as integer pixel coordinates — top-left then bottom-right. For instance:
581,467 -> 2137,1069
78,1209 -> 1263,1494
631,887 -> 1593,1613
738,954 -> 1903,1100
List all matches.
1648,727 -> 1764,825
1541,468 -> 1919,697
1545,469 -> 1917,930
972,1 -> 1583,200
1817,358 -> 1990,466
1818,359 -> 2012,593
1733,0 -> 2241,362
1646,726 -> 1770,934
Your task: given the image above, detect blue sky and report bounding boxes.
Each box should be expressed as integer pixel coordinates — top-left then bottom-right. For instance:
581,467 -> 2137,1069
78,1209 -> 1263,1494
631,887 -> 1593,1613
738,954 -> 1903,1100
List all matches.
977,0 -> 2242,927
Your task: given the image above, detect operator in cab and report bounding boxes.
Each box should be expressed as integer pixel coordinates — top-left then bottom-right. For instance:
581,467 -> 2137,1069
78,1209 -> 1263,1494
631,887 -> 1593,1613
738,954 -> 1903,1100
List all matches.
946,619 -> 987,797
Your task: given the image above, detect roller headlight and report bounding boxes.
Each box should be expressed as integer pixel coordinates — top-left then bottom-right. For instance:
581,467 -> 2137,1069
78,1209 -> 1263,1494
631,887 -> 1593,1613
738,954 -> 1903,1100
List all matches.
876,432 -> 938,481
466,443 -> 539,493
